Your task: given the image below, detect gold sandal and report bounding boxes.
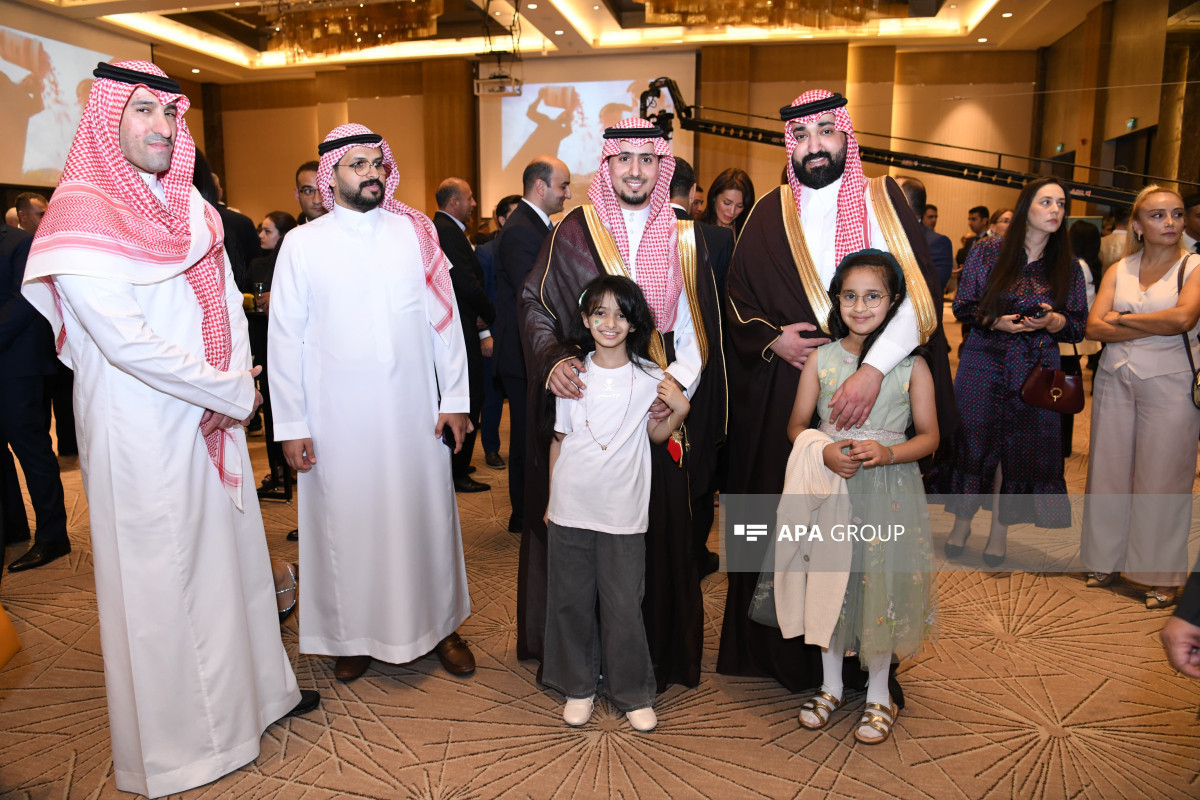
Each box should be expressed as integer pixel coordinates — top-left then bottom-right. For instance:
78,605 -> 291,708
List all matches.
1146,588 -> 1178,610
798,691 -> 844,730
854,701 -> 898,745
1086,572 -> 1116,588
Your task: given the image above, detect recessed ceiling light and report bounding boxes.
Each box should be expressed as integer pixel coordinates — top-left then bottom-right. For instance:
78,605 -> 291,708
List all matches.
494,10 -> 501,14
949,3 -> 956,7
1002,11 -> 1012,17
593,4 -> 599,8
191,68 -> 200,73
977,37 -> 988,43
527,3 -> 537,7
554,29 -> 564,35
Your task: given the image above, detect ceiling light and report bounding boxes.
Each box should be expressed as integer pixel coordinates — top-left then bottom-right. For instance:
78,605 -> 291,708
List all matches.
593,4 -> 599,8
977,37 -> 987,42
554,29 -> 564,34
1002,11 -> 1012,17
527,2 -> 537,7
494,10 -> 501,14
191,68 -> 200,73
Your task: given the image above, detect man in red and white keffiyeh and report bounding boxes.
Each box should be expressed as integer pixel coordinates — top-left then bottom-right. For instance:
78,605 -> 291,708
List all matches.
514,116 -> 728,697
21,60 -> 316,799
266,123 -> 476,685
718,89 -> 955,713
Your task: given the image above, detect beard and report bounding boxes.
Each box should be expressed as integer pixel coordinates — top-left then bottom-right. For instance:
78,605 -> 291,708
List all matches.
792,148 -> 846,190
339,178 -> 384,212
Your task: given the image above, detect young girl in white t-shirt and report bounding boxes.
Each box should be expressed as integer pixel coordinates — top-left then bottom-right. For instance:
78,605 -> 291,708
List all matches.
543,275 -> 690,733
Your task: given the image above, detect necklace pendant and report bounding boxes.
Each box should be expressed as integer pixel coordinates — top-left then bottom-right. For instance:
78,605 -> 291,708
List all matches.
601,444 -> 607,451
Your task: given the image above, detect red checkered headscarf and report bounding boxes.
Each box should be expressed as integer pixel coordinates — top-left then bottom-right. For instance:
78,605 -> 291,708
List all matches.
784,89 -> 869,268
24,60 -> 244,507
586,117 -> 683,331
316,123 -> 455,339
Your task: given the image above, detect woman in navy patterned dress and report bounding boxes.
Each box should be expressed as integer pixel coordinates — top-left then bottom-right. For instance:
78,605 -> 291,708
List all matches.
941,177 -> 1087,566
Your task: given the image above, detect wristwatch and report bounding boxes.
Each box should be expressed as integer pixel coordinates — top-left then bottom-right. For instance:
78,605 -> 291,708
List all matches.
1116,310 -> 1130,322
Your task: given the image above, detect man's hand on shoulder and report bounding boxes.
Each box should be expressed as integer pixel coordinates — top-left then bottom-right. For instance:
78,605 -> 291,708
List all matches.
769,322 -> 830,370
548,357 -> 587,399
829,364 -> 883,430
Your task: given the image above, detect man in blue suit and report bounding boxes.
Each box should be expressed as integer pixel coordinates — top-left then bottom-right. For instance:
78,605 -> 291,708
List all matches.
475,194 -> 521,469
898,175 -> 953,292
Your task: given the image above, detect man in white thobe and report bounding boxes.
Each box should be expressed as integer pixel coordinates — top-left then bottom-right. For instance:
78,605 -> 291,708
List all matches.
21,60 -> 317,799
269,123 -> 476,683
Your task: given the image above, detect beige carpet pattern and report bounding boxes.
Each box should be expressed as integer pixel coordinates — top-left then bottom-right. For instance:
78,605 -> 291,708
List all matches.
3,318 -> 1200,799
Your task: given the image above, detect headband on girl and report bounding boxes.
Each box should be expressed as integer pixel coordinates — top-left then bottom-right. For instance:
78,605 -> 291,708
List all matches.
834,248 -> 905,285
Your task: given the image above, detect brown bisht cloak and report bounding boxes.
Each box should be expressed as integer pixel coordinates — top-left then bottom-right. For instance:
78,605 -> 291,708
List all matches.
517,205 -> 727,691
716,178 -> 958,693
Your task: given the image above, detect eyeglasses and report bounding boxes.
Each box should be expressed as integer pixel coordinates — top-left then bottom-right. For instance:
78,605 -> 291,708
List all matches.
836,291 -> 887,308
335,158 -> 388,177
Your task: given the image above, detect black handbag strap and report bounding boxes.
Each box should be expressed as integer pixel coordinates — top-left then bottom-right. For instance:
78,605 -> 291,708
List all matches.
1178,254 -> 1198,375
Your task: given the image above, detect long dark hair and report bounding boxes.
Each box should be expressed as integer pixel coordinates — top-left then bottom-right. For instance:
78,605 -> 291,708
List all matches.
263,210 -> 298,254
701,168 -> 755,235
540,275 -> 657,443
977,176 -> 1074,327
826,249 -> 908,368
567,275 -> 655,364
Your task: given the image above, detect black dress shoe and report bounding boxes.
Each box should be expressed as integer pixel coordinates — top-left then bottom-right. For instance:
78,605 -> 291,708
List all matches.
286,529 -> 299,542
466,466 -> 477,475
453,476 -> 490,493
8,539 -> 71,573
485,452 -> 506,469
700,550 -> 720,578
286,689 -> 321,717
507,514 -> 523,533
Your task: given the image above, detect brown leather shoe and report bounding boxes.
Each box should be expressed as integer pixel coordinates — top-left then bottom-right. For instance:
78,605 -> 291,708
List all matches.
334,655 -> 372,682
434,632 -> 475,676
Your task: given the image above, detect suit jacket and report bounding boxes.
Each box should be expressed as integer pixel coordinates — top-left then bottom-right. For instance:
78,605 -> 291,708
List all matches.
673,205 -> 734,303
924,226 -> 954,291
0,223 -> 56,379
434,211 -> 495,412
493,201 -> 551,381
217,205 -> 260,293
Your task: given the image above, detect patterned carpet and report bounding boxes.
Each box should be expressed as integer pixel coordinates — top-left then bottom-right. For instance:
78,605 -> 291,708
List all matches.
2,316 -> 1200,799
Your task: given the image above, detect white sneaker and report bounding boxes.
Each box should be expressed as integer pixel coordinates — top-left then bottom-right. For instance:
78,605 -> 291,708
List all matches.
563,696 -> 594,727
626,707 -> 657,732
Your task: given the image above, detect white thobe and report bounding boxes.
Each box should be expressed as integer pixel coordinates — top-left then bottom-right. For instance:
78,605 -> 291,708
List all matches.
799,177 -> 919,376
23,189 -> 300,799
268,203 -> 472,663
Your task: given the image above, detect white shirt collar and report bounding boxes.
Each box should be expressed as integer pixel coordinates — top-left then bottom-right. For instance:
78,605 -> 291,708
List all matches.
521,197 -> 552,229
332,201 -> 381,232
799,175 -> 842,215
137,170 -> 166,204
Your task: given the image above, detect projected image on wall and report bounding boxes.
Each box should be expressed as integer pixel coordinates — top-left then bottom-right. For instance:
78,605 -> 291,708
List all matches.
0,25 -> 111,187
497,78 -> 661,203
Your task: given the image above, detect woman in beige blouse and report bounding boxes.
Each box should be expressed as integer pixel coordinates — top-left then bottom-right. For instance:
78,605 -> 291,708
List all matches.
1081,186 -> 1200,608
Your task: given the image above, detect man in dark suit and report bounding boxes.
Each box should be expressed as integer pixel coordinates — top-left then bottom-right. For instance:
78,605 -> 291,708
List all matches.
0,221 -> 70,572
493,156 -> 571,533
475,194 -> 522,469
898,176 -> 953,292
668,157 -> 731,577
434,178 -> 495,493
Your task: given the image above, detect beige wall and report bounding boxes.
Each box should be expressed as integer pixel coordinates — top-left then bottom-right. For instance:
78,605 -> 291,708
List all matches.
1103,0 -> 1166,142
890,51 -> 1038,251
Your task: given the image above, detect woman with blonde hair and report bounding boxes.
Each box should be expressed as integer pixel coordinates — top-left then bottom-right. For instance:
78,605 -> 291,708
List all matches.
1081,186 -> 1200,608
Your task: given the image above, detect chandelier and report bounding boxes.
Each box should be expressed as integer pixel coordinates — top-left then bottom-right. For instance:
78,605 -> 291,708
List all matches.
265,0 -> 444,60
638,0 -> 905,28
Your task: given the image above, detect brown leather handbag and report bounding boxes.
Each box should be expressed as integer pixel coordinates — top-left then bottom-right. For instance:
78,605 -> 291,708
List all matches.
1020,342 -> 1085,414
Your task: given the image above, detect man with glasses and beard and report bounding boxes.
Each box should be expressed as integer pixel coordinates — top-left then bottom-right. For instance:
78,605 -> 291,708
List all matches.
716,90 -> 956,705
268,124 -> 477,684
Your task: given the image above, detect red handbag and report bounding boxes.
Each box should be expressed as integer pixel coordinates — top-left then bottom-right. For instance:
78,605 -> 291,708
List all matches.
1020,342 -> 1084,415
